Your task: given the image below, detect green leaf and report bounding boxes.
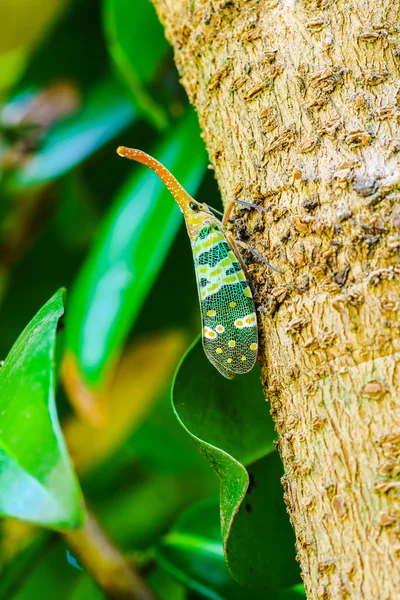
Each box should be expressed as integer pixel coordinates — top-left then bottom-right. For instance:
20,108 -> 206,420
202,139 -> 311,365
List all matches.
69,575 -> 107,600
16,0 -> 110,89
0,0 -> 69,91
172,338 -> 300,589
0,47 -> 28,92
97,469 -> 216,552
63,111 -> 207,424
0,0 -> 68,55
0,289 -> 85,529
9,75 -> 136,191
146,568 -> 186,600
103,0 -> 169,130
0,531 -> 51,600
157,498 -> 305,600
226,452 -> 300,589
9,540 -> 81,600
53,171 -> 99,249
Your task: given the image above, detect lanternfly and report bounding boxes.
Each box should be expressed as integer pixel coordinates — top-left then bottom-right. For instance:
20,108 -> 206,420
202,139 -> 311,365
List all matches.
117,146 -> 280,379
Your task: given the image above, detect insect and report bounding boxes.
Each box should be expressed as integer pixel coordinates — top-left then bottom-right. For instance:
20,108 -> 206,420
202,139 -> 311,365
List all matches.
117,146 -> 280,379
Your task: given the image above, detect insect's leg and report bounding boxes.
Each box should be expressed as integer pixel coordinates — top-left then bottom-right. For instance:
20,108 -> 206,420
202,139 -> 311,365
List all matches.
224,202 -> 281,272
222,199 -> 236,226
231,235 -> 282,274
226,231 -> 250,274
223,198 -> 269,229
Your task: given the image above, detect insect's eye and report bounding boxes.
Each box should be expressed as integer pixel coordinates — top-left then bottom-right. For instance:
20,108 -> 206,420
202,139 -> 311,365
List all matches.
189,201 -> 200,211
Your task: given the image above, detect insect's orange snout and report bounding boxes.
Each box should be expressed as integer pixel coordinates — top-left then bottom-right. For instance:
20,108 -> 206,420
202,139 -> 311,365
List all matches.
117,146 -> 137,159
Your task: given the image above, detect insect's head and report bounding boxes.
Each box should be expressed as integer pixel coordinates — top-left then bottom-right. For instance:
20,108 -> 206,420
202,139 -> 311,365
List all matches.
188,200 -> 212,216
184,199 -> 214,235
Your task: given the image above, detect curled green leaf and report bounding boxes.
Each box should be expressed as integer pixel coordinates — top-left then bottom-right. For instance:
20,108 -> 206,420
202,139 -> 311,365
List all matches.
0,289 -> 85,529
172,337 -> 300,589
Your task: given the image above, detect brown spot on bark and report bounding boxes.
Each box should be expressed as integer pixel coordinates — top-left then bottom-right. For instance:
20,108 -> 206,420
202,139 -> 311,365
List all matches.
333,495 -> 348,518
362,380 -> 385,399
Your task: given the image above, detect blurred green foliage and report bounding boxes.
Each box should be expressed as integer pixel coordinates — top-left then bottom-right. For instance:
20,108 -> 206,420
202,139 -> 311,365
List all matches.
0,0 -> 304,598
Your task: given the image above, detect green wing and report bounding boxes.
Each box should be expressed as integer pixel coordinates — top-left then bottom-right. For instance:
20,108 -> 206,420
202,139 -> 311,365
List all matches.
192,220 -> 258,379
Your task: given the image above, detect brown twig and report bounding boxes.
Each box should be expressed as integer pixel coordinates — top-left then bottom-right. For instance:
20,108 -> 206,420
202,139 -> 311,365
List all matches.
63,511 -> 156,600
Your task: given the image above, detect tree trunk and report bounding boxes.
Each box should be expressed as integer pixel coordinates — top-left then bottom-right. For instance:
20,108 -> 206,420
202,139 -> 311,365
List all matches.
150,0 -> 400,597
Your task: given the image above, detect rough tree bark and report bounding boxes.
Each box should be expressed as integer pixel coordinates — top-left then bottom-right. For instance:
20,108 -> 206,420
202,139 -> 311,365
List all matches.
150,0 -> 400,598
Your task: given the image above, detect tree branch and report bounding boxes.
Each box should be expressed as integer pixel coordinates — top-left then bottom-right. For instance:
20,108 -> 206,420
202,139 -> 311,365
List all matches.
149,0 -> 400,597
63,511 -> 156,600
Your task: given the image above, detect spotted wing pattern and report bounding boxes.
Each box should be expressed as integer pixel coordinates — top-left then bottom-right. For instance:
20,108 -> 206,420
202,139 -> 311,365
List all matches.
192,220 -> 258,379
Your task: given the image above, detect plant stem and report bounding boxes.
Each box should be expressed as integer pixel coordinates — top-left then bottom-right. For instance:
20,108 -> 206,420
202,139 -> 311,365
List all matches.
63,511 -> 156,600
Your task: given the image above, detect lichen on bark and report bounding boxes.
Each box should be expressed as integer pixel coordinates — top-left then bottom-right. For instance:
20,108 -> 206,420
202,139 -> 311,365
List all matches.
150,0 -> 400,597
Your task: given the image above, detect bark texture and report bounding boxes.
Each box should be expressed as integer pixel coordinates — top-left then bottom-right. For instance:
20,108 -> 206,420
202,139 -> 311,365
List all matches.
150,0 -> 400,597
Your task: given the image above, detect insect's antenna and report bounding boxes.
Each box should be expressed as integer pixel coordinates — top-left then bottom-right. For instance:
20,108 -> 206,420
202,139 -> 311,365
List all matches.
235,239 -> 282,274
208,206 -> 224,217
117,146 -> 194,208
234,199 -> 269,212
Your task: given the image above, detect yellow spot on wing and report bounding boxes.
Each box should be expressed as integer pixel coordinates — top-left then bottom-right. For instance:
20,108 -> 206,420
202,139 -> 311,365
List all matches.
244,287 -> 252,298
216,325 -> 225,333
250,343 -> 258,351
224,275 -> 236,284
235,313 -> 256,328
229,301 -> 237,308
208,283 -> 219,292
203,327 -> 217,339
241,356 -> 247,361
227,358 -> 233,364
207,309 -> 216,317
228,340 -> 236,348
216,348 -> 223,354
